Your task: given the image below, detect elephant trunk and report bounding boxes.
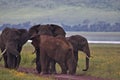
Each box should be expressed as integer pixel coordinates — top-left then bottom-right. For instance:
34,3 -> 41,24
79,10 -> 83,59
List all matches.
6,42 -> 20,69
7,46 -> 19,57
83,57 -> 89,71
83,44 -> 90,71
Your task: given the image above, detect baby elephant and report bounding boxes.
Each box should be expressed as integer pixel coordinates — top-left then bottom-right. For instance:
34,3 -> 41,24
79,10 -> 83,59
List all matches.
32,35 -> 77,75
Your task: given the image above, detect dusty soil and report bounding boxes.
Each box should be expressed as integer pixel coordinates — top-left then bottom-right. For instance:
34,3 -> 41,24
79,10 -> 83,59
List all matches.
17,67 -> 112,80
0,64 -> 112,80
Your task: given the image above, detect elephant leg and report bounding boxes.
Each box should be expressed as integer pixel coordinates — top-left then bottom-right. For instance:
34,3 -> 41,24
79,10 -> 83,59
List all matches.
36,60 -> 41,73
40,58 -> 48,74
49,60 -> 56,74
59,62 -> 67,74
40,51 -> 48,74
74,51 -> 78,63
67,58 -> 76,75
46,58 -> 51,74
15,55 -> 21,69
3,55 -> 8,68
7,53 -> 14,69
13,56 -> 16,69
36,48 -> 41,73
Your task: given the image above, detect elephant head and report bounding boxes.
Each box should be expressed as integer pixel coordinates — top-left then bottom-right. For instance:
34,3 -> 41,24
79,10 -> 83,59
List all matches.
0,27 -> 29,69
29,24 -> 66,39
67,35 -> 90,71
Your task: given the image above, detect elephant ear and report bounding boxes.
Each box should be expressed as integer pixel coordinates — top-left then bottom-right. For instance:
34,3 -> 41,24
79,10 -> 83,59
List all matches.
30,34 -> 40,40
18,29 -> 29,45
49,24 -> 66,37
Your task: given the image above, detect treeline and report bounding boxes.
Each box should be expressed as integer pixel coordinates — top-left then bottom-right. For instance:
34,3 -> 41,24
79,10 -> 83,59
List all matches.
62,22 -> 120,32
0,21 -> 120,32
0,22 -> 31,30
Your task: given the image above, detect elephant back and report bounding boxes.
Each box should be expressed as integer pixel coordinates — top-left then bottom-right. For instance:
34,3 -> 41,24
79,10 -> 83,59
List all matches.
49,24 -> 66,37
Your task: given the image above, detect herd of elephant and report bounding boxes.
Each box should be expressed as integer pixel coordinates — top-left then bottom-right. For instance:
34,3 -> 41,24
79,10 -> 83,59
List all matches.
0,24 -> 90,75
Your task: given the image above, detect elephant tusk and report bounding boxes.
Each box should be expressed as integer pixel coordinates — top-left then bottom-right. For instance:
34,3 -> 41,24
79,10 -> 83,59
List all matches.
1,49 -> 7,56
84,53 -> 90,59
0,49 -> 7,61
86,55 -> 90,59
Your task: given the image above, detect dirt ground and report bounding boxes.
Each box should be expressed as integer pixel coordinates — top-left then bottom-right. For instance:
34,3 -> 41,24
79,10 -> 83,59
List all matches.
0,64 -> 113,80
17,67 -> 112,80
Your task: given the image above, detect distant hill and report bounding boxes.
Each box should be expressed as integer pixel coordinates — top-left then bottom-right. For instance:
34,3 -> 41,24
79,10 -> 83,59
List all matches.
0,21 -> 120,32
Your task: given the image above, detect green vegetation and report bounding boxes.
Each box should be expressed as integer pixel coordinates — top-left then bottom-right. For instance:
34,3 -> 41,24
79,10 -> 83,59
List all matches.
77,43 -> 120,80
0,68 -> 53,80
0,43 -> 120,80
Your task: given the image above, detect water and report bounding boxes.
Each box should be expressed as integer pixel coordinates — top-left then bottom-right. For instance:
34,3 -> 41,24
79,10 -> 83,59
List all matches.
28,32 -> 120,44
66,32 -> 120,44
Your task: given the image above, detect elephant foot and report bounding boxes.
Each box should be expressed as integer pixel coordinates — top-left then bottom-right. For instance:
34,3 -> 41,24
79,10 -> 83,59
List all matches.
40,72 -> 48,75
49,69 -> 57,74
68,71 -> 75,75
36,68 -> 41,73
36,67 -> 41,73
82,68 -> 88,71
37,71 -> 41,74
52,71 -> 57,74
4,64 -> 8,68
61,71 -> 67,74
49,71 -> 57,74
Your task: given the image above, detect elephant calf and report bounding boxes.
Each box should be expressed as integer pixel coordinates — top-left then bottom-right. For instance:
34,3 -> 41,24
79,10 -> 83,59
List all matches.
32,35 -> 77,74
67,35 -> 90,71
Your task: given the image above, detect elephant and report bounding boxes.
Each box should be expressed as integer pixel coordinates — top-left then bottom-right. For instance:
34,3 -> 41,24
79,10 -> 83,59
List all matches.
0,27 -> 29,69
31,34 -> 77,74
47,35 -> 91,73
29,24 -> 66,73
67,35 -> 91,71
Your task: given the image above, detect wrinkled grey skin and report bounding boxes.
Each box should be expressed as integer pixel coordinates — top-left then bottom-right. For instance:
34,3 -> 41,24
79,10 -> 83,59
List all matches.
29,24 -> 66,73
67,35 -> 91,71
0,27 -> 29,69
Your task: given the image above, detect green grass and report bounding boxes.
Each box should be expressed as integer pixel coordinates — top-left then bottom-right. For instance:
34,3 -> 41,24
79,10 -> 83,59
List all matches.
0,43 -> 54,80
0,43 -> 120,80
0,68 -> 53,80
77,43 -> 120,80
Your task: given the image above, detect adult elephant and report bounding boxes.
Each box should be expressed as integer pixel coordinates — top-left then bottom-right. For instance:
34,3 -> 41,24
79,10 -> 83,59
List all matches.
67,35 -> 90,71
29,24 -> 66,73
31,34 -> 77,74
0,27 -> 29,69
